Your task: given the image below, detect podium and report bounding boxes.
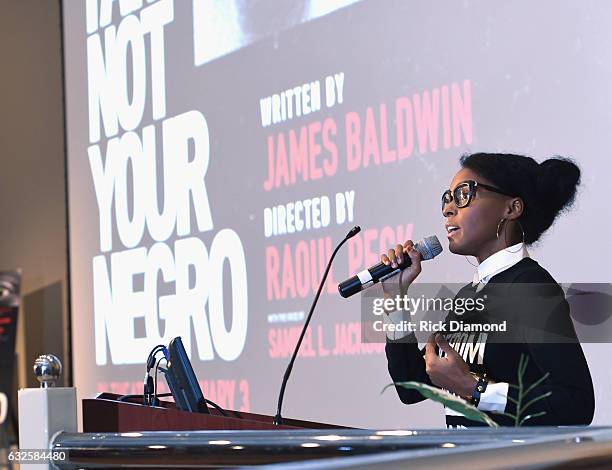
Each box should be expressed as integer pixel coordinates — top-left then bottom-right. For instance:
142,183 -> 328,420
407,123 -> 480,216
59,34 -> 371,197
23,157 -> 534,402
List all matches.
83,393 -> 345,432
47,392 -> 605,468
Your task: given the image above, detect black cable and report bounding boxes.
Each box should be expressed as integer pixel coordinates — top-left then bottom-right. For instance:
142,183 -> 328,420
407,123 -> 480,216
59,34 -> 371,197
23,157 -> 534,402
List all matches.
155,365 -> 229,416
205,399 -> 228,417
144,345 -> 168,405
146,345 -> 167,371
153,356 -> 165,406
118,390 -> 228,417
117,393 -> 171,402
148,344 -> 166,359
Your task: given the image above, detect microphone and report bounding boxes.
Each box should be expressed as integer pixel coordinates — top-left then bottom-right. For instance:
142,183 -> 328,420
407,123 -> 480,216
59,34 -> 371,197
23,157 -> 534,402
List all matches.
338,235 -> 443,298
273,226 -> 361,425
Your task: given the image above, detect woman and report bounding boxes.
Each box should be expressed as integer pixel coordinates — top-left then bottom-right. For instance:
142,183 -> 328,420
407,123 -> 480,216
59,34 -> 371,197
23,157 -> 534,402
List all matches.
383,153 -> 594,427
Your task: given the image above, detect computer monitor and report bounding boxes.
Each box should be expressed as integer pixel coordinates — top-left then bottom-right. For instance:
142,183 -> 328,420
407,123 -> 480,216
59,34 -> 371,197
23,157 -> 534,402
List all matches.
164,337 -> 209,414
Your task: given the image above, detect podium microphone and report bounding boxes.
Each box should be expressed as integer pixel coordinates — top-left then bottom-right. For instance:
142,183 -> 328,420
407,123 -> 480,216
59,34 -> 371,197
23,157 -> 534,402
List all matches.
273,226 -> 361,426
338,235 -> 443,298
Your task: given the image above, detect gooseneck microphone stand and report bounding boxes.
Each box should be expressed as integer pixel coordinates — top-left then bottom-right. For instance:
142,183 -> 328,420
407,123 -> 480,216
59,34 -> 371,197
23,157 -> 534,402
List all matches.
273,226 -> 361,425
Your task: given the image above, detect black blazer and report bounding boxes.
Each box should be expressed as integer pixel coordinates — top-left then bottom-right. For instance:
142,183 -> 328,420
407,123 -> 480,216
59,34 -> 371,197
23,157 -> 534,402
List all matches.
386,257 -> 595,427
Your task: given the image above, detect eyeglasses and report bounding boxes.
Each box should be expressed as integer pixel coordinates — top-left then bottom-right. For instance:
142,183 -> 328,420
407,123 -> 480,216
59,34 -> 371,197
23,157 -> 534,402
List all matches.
441,180 -> 515,211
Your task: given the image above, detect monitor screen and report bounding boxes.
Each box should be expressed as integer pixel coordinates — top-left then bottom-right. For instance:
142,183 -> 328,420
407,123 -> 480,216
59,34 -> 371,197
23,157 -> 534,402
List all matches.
165,337 -> 209,414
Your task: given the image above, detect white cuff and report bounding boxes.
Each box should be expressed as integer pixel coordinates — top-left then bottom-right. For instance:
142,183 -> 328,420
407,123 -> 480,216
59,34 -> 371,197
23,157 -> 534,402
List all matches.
383,309 -> 413,341
477,382 -> 509,413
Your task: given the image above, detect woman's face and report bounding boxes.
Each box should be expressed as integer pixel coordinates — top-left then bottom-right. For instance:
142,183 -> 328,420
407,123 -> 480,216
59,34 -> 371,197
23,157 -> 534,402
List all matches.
443,168 -> 511,260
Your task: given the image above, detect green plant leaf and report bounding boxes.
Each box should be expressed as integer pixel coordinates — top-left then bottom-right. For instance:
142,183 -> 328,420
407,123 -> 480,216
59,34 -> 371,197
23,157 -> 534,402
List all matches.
522,372 -> 551,399
519,411 -> 547,426
383,381 -> 499,428
520,391 -> 552,415
506,353 -> 551,426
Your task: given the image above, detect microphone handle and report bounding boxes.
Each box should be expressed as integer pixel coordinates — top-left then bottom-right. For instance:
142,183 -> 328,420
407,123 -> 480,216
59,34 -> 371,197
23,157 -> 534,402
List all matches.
338,257 -> 413,298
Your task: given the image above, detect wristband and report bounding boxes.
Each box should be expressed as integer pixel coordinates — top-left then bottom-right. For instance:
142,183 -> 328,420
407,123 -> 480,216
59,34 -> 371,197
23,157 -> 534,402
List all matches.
469,374 -> 488,407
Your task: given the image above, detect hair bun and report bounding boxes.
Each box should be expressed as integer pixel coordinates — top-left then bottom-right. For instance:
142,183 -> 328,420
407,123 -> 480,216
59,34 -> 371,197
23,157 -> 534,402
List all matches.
537,157 -> 581,213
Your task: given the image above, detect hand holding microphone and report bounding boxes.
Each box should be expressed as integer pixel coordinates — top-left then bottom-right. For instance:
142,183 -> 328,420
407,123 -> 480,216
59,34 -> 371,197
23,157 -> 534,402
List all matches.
338,235 -> 442,298
381,240 -> 423,294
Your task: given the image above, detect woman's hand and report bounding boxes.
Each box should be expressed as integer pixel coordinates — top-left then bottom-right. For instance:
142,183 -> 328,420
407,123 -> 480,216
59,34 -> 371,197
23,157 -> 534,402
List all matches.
380,240 -> 422,295
424,334 -> 477,399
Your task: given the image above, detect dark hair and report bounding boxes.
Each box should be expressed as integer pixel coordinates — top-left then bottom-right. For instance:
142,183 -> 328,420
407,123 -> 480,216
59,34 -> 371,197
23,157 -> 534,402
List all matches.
460,153 -> 581,244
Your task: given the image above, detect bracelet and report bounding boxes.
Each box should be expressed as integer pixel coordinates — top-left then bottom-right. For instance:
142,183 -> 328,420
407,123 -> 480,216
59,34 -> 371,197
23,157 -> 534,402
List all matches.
469,374 -> 488,407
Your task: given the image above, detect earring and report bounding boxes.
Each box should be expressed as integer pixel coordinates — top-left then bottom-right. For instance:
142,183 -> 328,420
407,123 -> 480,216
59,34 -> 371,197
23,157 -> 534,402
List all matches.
496,218 -> 506,239
502,219 -> 526,253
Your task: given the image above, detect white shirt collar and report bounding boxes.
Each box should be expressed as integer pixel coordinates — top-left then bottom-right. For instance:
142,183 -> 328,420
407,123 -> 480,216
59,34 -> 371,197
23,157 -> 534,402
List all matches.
472,243 -> 529,287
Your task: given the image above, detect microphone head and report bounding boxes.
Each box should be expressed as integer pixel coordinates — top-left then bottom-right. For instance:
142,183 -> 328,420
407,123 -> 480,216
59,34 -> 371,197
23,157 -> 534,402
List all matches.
346,226 -> 361,239
415,235 -> 443,260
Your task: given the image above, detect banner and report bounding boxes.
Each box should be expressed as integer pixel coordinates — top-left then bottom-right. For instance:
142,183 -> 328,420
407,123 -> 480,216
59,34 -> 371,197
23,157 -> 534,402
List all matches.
0,271 -> 20,427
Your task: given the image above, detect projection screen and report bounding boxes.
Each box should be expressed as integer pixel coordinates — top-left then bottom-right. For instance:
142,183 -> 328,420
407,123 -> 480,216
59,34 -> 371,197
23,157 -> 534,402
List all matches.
63,0 -> 611,428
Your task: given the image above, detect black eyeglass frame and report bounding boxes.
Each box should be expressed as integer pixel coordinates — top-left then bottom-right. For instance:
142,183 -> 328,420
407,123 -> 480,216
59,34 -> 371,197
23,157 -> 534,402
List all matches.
441,180 -> 516,211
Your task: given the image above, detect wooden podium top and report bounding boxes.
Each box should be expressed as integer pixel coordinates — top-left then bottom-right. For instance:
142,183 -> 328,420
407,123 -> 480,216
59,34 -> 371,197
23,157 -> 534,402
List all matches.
83,393 -> 345,432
